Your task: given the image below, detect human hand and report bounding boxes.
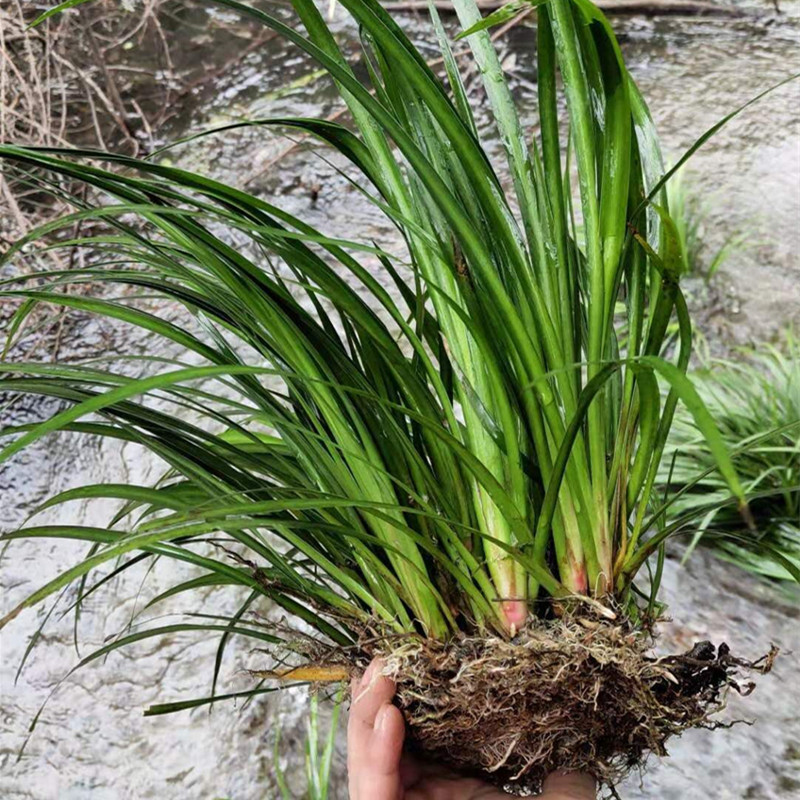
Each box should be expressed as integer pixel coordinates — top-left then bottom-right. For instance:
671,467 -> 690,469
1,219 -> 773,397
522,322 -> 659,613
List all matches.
347,658 -> 596,800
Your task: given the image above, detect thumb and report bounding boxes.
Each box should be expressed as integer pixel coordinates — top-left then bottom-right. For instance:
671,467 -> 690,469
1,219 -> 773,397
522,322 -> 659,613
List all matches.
347,660 -> 406,800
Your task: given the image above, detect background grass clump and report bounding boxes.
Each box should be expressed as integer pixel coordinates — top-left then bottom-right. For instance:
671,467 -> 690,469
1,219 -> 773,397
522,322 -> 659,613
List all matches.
661,332 -> 800,582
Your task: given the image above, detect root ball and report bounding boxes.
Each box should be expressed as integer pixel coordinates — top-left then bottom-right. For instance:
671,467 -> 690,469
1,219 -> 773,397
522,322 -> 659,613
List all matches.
370,617 -> 775,792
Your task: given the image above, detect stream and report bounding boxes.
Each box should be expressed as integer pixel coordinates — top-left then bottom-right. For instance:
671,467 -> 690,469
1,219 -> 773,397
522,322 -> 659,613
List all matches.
1,1 -> 799,798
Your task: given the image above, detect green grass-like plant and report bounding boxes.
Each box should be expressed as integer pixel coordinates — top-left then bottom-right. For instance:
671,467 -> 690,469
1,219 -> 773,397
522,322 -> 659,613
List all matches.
0,0 -> 749,637
275,688 -> 344,800
0,0 -> 791,783
661,333 -> 800,581
665,168 -> 744,285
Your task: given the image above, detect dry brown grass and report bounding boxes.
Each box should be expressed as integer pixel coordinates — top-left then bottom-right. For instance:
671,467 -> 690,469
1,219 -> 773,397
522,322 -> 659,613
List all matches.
0,0 -> 261,355
0,0 -> 178,241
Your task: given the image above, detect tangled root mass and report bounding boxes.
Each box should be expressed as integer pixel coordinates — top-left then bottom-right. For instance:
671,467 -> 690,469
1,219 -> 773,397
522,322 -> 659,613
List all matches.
357,617 -> 778,792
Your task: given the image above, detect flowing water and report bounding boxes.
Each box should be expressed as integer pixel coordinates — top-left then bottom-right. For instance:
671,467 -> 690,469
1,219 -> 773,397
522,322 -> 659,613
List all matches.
1,2 -> 799,798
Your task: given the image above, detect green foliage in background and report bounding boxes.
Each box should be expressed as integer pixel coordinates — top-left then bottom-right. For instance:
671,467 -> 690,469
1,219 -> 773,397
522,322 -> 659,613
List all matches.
661,332 -> 800,582
276,688 -> 344,800
665,168 -> 746,285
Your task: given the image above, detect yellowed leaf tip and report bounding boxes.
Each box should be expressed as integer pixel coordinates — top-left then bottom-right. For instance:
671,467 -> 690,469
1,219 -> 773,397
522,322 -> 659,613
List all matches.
249,665 -> 350,683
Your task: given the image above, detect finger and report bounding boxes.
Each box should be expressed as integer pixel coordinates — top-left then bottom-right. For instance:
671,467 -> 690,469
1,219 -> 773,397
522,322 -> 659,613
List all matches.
350,704 -> 404,800
347,659 -> 405,800
348,659 -> 396,741
369,702 -> 406,775
542,771 -> 596,799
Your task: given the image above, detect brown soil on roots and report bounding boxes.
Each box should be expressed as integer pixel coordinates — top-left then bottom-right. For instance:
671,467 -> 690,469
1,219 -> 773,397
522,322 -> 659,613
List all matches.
356,616 -> 778,793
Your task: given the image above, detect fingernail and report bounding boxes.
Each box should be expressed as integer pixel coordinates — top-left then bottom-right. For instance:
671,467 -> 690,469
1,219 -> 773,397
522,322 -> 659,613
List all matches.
375,704 -> 392,732
359,658 -> 381,689
359,662 -> 374,690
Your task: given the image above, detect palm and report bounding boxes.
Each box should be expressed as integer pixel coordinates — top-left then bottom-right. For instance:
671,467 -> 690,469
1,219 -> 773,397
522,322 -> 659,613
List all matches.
409,773 -> 593,799
395,761 -> 512,799
347,661 -> 596,800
